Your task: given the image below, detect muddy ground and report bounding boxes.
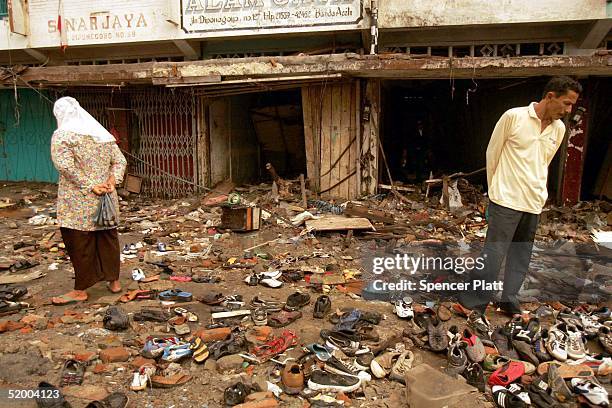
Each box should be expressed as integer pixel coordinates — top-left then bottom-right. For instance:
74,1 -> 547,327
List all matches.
0,182 -> 609,408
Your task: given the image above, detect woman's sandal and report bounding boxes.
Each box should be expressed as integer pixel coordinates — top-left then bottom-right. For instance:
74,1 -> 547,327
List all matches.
190,338 -> 210,363
268,310 -> 302,328
252,330 -> 298,361
150,374 -> 191,388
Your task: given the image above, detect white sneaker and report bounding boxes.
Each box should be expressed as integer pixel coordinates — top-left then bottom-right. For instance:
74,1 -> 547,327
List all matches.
393,297 -> 414,319
580,313 -> 602,337
130,364 -> 156,391
546,324 -> 568,361
389,350 -> 414,384
564,324 -> 586,360
570,378 -> 609,407
131,268 -> 145,281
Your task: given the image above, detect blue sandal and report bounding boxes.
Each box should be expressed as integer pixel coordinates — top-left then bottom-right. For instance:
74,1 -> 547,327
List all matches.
159,289 -> 192,302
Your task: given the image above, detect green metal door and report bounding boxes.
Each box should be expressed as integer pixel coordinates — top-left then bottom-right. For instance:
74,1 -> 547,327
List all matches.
0,89 -> 58,182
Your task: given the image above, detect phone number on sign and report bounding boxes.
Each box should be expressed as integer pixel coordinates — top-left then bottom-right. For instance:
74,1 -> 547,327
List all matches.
7,389 -> 60,399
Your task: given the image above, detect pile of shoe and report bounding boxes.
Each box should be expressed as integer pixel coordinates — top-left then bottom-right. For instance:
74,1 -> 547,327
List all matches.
266,307 -> 422,403
442,304 -> 611,407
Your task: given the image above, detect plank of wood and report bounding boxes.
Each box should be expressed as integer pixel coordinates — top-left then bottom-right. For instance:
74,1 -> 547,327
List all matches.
345,202 -> 395,224
305,216 -> 374,231
302,87 -> 315,185
313,87 -> 321,192
350,81 -> 359,199
300,174 -> 307,208
330,84 -> 342,197
340,82 -> 351,199
321,86 -> 332,196
379,184 -> 415,192
196,98 -> 210,188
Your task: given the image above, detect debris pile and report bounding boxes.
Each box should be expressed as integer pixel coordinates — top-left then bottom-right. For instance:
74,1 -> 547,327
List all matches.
0,180 -> 610,407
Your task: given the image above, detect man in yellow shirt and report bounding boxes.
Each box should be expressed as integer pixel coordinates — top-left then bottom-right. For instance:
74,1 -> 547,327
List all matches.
459,76 -> 581,325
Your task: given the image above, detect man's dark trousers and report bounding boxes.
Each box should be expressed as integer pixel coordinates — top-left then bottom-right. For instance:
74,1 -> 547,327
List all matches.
459,201 -> 539,314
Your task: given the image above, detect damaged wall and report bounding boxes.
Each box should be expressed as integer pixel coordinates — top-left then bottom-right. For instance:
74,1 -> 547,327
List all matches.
378,0 -> 608,28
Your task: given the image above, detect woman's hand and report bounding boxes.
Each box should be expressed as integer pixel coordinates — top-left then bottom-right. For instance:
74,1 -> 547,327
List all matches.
92,184 -> 107,195
104,175 -> 116,193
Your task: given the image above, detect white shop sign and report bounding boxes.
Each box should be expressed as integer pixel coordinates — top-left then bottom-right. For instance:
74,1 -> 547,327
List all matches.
181,0 -> 361,33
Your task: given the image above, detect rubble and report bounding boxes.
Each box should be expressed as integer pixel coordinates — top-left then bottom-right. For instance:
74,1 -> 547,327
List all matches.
0,180 -> 609,407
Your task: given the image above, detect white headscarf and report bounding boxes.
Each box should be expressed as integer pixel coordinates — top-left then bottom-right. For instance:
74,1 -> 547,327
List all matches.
53,96 -> 116,143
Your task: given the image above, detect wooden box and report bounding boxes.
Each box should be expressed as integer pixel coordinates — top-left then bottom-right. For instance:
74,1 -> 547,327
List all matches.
221,206 -> 261,231
124,174 -> 143,194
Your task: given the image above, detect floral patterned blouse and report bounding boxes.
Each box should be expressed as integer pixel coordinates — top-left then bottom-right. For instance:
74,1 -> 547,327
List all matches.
51,130 -> 127,231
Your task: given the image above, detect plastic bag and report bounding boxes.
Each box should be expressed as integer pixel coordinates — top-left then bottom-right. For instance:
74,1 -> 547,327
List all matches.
94,193 -> 118,227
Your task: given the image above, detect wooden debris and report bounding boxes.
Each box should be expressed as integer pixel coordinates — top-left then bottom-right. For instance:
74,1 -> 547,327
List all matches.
378,184 -> 415,192
345,202 -> 395,224
203,180 -> 235,206
305,216 -> 374,231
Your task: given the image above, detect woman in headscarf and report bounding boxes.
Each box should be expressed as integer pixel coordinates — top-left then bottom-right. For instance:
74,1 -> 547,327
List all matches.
50,96 -> 127,305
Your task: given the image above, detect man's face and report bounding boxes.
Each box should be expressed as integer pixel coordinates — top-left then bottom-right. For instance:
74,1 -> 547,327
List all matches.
546,90 -> 579,120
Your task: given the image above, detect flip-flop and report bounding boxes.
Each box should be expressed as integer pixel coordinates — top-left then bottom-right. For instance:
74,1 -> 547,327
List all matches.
150,374 -> 191,388
190,338 -> 210,363
141,275 -> 160,283
268,310 -> 302,328
0,300 -> 28,316
159,289 -> 192,302
119,290 -> 145,303
51,292 -> 87,305
0,285 -> 27,301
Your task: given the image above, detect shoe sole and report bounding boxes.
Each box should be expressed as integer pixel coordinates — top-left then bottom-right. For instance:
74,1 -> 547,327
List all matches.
307,378 -> 361,393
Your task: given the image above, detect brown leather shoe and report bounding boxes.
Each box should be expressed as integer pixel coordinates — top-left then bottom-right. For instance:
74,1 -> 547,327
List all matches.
281,363 -> 304,394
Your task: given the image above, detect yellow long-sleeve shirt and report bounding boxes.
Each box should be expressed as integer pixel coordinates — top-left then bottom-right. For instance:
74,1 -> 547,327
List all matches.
486,102 -> 566,215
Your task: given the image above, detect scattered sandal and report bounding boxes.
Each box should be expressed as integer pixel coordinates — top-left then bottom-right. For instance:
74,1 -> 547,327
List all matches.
150,374 -> 191,388
284,291 -> 310,311
159,289 -> 192,302
84,392 -> 129,408
268,310 -> 302,328
252,330 -> 298,362
51,290 -> 87,306
133,308 -> 169,322
119,290 -> 156,303
0,300 -> 28,316
103,306 -> 129,331
313,295 -> 331,319
252,307 -> 268,326
190,337 -> 210,363
35,381 -> 70,408
0,285 -> 27,302
60,359 -> 85,386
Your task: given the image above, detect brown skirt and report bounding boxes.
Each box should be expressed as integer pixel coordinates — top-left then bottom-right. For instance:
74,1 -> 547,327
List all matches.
60,227 -> 120,290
